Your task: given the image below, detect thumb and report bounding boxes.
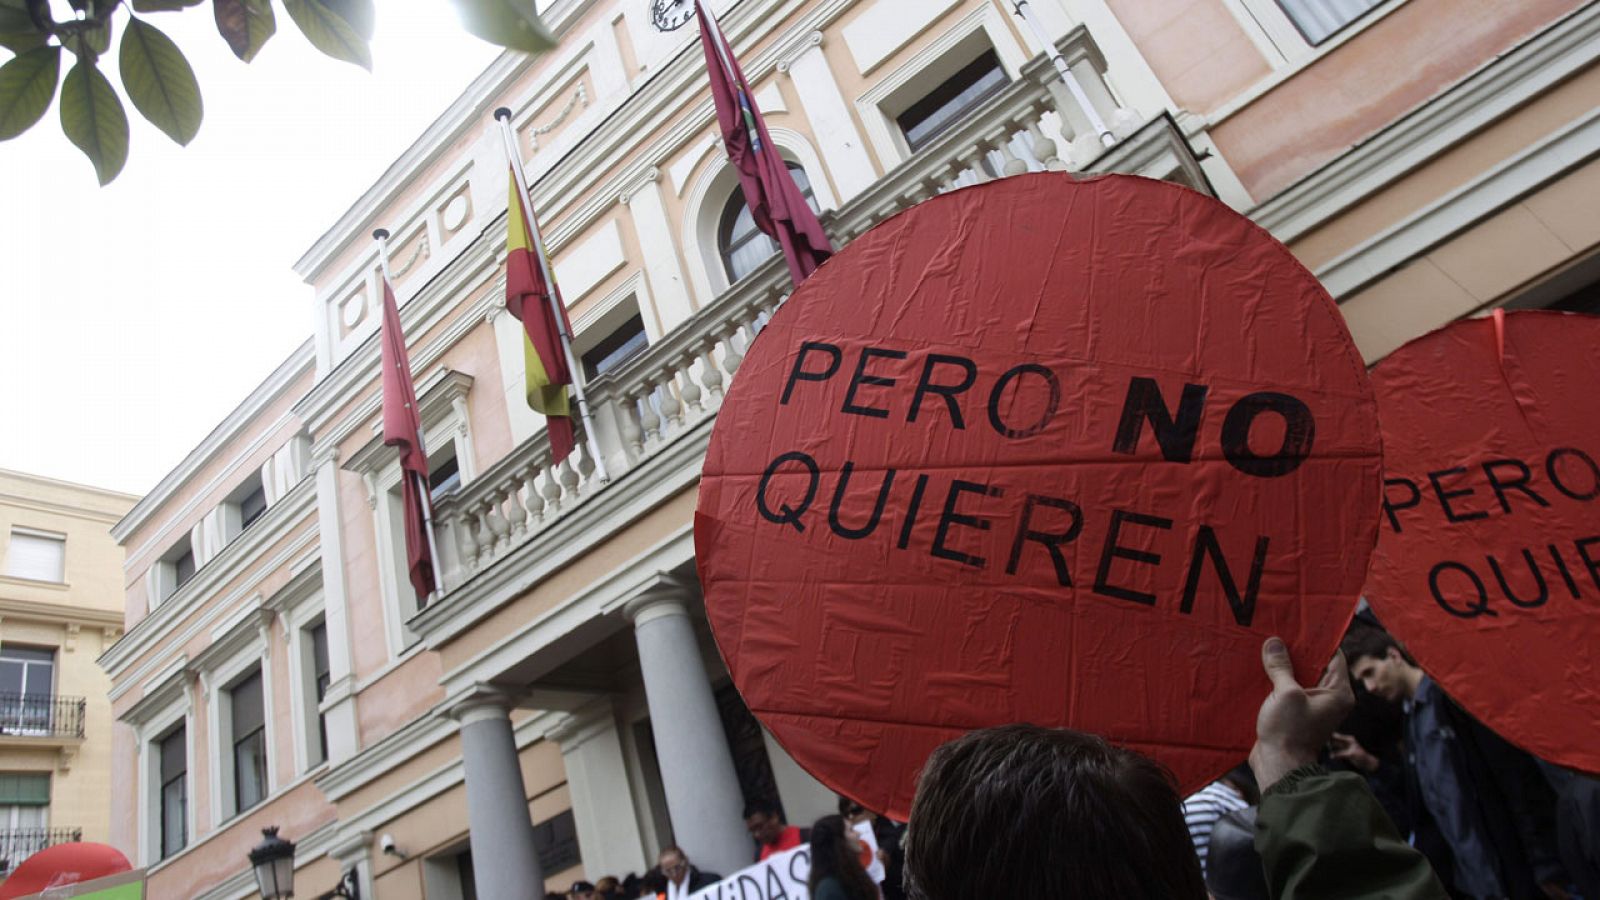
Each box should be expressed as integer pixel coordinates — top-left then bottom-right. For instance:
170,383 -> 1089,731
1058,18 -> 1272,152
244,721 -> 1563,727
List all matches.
1262,636 -> 1301,693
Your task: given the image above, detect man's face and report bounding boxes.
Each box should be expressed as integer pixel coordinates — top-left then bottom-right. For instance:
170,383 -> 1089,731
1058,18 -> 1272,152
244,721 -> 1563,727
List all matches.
1351,648 -> 1408,702
659,851 -> 689,886
745,812 -> 783,845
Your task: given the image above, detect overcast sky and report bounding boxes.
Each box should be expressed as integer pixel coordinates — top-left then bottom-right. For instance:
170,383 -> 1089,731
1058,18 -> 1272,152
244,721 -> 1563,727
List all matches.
1,5 -> 503,496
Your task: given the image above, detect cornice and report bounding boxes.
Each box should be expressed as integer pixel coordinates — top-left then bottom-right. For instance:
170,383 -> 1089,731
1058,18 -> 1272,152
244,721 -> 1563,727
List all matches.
101,479 -> 318,680
292,0 -> 605,280
0,596 -> 122,629
112,340 -> 314,543
337,370 -> 475,475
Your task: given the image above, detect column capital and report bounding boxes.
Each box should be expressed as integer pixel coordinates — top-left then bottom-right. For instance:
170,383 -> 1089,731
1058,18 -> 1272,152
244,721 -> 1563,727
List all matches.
775,30 -> 825,74
622,572 -> 697,626
617,166 -> 662,205
328,829 -> 373,866
445,683 -> 525,725
542,698 -> 616,749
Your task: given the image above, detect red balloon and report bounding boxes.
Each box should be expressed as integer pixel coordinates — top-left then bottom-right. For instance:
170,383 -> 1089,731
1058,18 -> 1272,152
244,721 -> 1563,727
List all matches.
0,842 -> 132,899
1366,310 -> 1600,774
696,173 -> 1382,818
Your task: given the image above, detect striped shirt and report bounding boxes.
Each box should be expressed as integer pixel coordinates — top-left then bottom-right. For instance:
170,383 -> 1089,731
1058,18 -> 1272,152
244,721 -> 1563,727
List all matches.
1181,780 -> 1249,875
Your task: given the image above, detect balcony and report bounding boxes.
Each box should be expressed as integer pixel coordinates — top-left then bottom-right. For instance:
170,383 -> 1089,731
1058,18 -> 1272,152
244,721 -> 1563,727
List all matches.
0,827 -> 82,876
415,25 -> 1207,640
0,694 -> 87,743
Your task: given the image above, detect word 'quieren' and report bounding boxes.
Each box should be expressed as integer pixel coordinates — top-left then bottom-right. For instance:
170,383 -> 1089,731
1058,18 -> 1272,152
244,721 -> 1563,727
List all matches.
755,453 -> 1271,627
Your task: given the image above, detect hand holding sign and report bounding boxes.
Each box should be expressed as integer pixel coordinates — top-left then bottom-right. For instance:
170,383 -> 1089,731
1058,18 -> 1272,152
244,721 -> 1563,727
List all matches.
696,174 -> 1382,818
1366,310 -> 1600,774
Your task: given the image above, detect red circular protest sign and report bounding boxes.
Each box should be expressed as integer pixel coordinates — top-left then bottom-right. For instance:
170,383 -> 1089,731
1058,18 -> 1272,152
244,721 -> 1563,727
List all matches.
696,174 -> 1382,818
1366,310 -> 1600,774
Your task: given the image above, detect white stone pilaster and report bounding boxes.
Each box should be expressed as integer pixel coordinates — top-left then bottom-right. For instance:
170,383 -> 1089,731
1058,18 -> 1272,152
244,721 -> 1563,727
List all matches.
312,448 -> 359,764
620,169 -> 697,332
778,33 -> 877,203
546,699 -> 650,878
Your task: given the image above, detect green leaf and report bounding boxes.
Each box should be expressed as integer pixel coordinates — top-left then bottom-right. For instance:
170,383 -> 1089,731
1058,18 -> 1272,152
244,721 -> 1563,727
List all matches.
59,56 -> 128,184
0,5 -> 47,54
324,0 -> 372,40
0,45 -> 58,140
119,17 -> 200,144
455,0 -> 555,55
213,0 -> 275,62
63,18 -> 113,59
282,0 -> 370,70
130,0 -> 204,10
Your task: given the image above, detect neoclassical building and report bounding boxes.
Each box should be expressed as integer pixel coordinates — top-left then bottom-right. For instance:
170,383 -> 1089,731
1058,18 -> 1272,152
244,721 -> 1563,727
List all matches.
0,470 -> 134,883
101,0 -> 1600,896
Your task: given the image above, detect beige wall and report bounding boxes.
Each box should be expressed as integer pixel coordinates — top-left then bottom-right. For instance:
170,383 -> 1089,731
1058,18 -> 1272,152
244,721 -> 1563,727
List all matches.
0,470 -> 135,851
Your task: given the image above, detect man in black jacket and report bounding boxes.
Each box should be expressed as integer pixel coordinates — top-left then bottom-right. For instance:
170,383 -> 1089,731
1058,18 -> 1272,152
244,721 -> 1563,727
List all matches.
657,846 -> 720,899
1340,626 -> 1567,899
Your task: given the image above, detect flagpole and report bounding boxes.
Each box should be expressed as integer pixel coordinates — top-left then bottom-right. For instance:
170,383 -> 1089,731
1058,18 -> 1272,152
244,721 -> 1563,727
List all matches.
492,108 -> 611,485
698,1 -> 741,94
1009,0 -> 1115,147
374,228 -> 447,602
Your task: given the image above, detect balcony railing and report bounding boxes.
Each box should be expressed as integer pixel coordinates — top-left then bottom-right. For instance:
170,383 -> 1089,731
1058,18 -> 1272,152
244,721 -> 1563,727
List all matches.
0,827 -> 82,875
425,25 -> 1205,611
0,694 -> 86,740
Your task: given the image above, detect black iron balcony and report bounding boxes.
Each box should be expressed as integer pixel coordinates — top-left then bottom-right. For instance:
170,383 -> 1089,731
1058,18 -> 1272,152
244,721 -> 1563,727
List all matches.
0,826 -> 82,874
0,693 -> 86,740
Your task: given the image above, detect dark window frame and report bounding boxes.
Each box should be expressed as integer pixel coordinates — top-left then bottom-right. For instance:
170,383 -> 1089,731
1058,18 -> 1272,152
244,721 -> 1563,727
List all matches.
158,724 -> 187,859
895,49 -> 1009,153
580,313 -> 650,380
718,164 -> 818,284
229,670 -> 268,814
1273,0 -> 1385,46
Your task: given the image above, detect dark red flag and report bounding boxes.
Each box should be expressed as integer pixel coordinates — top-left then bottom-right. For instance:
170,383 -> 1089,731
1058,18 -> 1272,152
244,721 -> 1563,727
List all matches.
380,279 -> 437,606
696,1 -> 832,286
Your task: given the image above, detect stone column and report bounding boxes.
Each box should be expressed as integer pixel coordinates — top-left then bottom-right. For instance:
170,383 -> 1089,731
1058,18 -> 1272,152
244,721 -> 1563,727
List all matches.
312,447 -> 360,764
626,588 -> 750,877
777,32 -> 877,203
547,700 -> 650,878
619,169 -> 697,333
451,688 -> 544,900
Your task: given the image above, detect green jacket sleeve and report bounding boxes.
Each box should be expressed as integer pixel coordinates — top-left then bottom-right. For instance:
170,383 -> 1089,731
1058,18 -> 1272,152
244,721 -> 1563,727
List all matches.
1254,764 -> 1449,900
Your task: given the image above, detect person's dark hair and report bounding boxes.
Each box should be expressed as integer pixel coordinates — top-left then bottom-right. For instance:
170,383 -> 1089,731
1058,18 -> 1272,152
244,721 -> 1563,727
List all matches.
1221,762 -> 1260,805
1340,624 -> 1414,666
904,724 -> 1205,899
808,814 -> 879,900
743,798 -> 782,820
837,794 -> 867,818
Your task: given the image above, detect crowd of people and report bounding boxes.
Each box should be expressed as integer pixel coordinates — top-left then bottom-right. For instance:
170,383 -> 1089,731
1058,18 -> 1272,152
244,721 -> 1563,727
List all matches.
546,613 -> 1596,900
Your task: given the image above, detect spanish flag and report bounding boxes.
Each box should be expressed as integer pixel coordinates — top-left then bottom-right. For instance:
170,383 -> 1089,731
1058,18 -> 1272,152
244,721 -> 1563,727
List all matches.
506,168 -> 577,464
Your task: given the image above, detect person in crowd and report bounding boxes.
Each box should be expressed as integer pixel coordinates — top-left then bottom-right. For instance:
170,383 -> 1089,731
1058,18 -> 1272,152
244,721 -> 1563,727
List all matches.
1180,763 -> 1256,876
1204,806 -> 1269,900
593,875 -> 623,900
807,814 -> 882,900
839,795 -> 907,900
902,636 -> 1449,899
1550,771 -> 1600,897
1339,625 -> 1568,899
567,881 -> 596,900
656,846 -> 720,899
744,798 -> 805,861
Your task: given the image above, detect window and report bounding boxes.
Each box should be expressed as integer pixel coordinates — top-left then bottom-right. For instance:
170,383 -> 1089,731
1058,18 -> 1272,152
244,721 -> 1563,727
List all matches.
429,455 -> 462,502
895,50 -> 1009,152
1275,0 -> 1384,45
3,529 -> 64,583
158,725 -> 187,859
719,165 -> 819,283
0,646 -> 55,734
239,483 -> 268,531
0,773 -> 51,872
308,622 -> 330,766
531,809 -> 580,875
580,314 -> 649,380
456,849 -> 479,900
229,670 -> 267,813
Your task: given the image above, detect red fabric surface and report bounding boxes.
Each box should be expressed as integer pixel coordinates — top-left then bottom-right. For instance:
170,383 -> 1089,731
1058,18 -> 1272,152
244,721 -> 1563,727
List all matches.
1366,309 -> 1600,774
380,279 -> 436,605
0,843 -> 131,899
506,173 -> 577,464
695,174 -> 1380,819
695,1 -> 831,286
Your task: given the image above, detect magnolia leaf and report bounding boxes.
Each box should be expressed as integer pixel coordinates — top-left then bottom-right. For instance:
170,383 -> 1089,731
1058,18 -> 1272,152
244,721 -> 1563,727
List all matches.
63,17 -> 114,59
324,0 -> 373,41
213,0 -> 275,62
130,0 -> 205,10
59,57 -> 128,184
456,0 -> 555,55
0,5 -> 47,54
282,0 -> 371,70
0,45 -> 59,140
119,17 -> 201,144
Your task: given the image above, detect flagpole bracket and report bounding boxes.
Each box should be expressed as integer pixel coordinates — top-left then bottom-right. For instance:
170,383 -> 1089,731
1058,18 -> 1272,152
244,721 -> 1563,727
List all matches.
372,228 -> 390,241
493,107 -> 513,122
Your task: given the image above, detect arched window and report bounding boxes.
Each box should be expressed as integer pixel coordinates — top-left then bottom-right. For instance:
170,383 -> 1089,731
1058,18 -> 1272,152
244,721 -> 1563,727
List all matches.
718,164 -> 818,284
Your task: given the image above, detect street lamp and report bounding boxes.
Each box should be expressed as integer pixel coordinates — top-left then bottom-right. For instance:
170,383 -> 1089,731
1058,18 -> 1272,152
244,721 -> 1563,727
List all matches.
248,827 -> 296,899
